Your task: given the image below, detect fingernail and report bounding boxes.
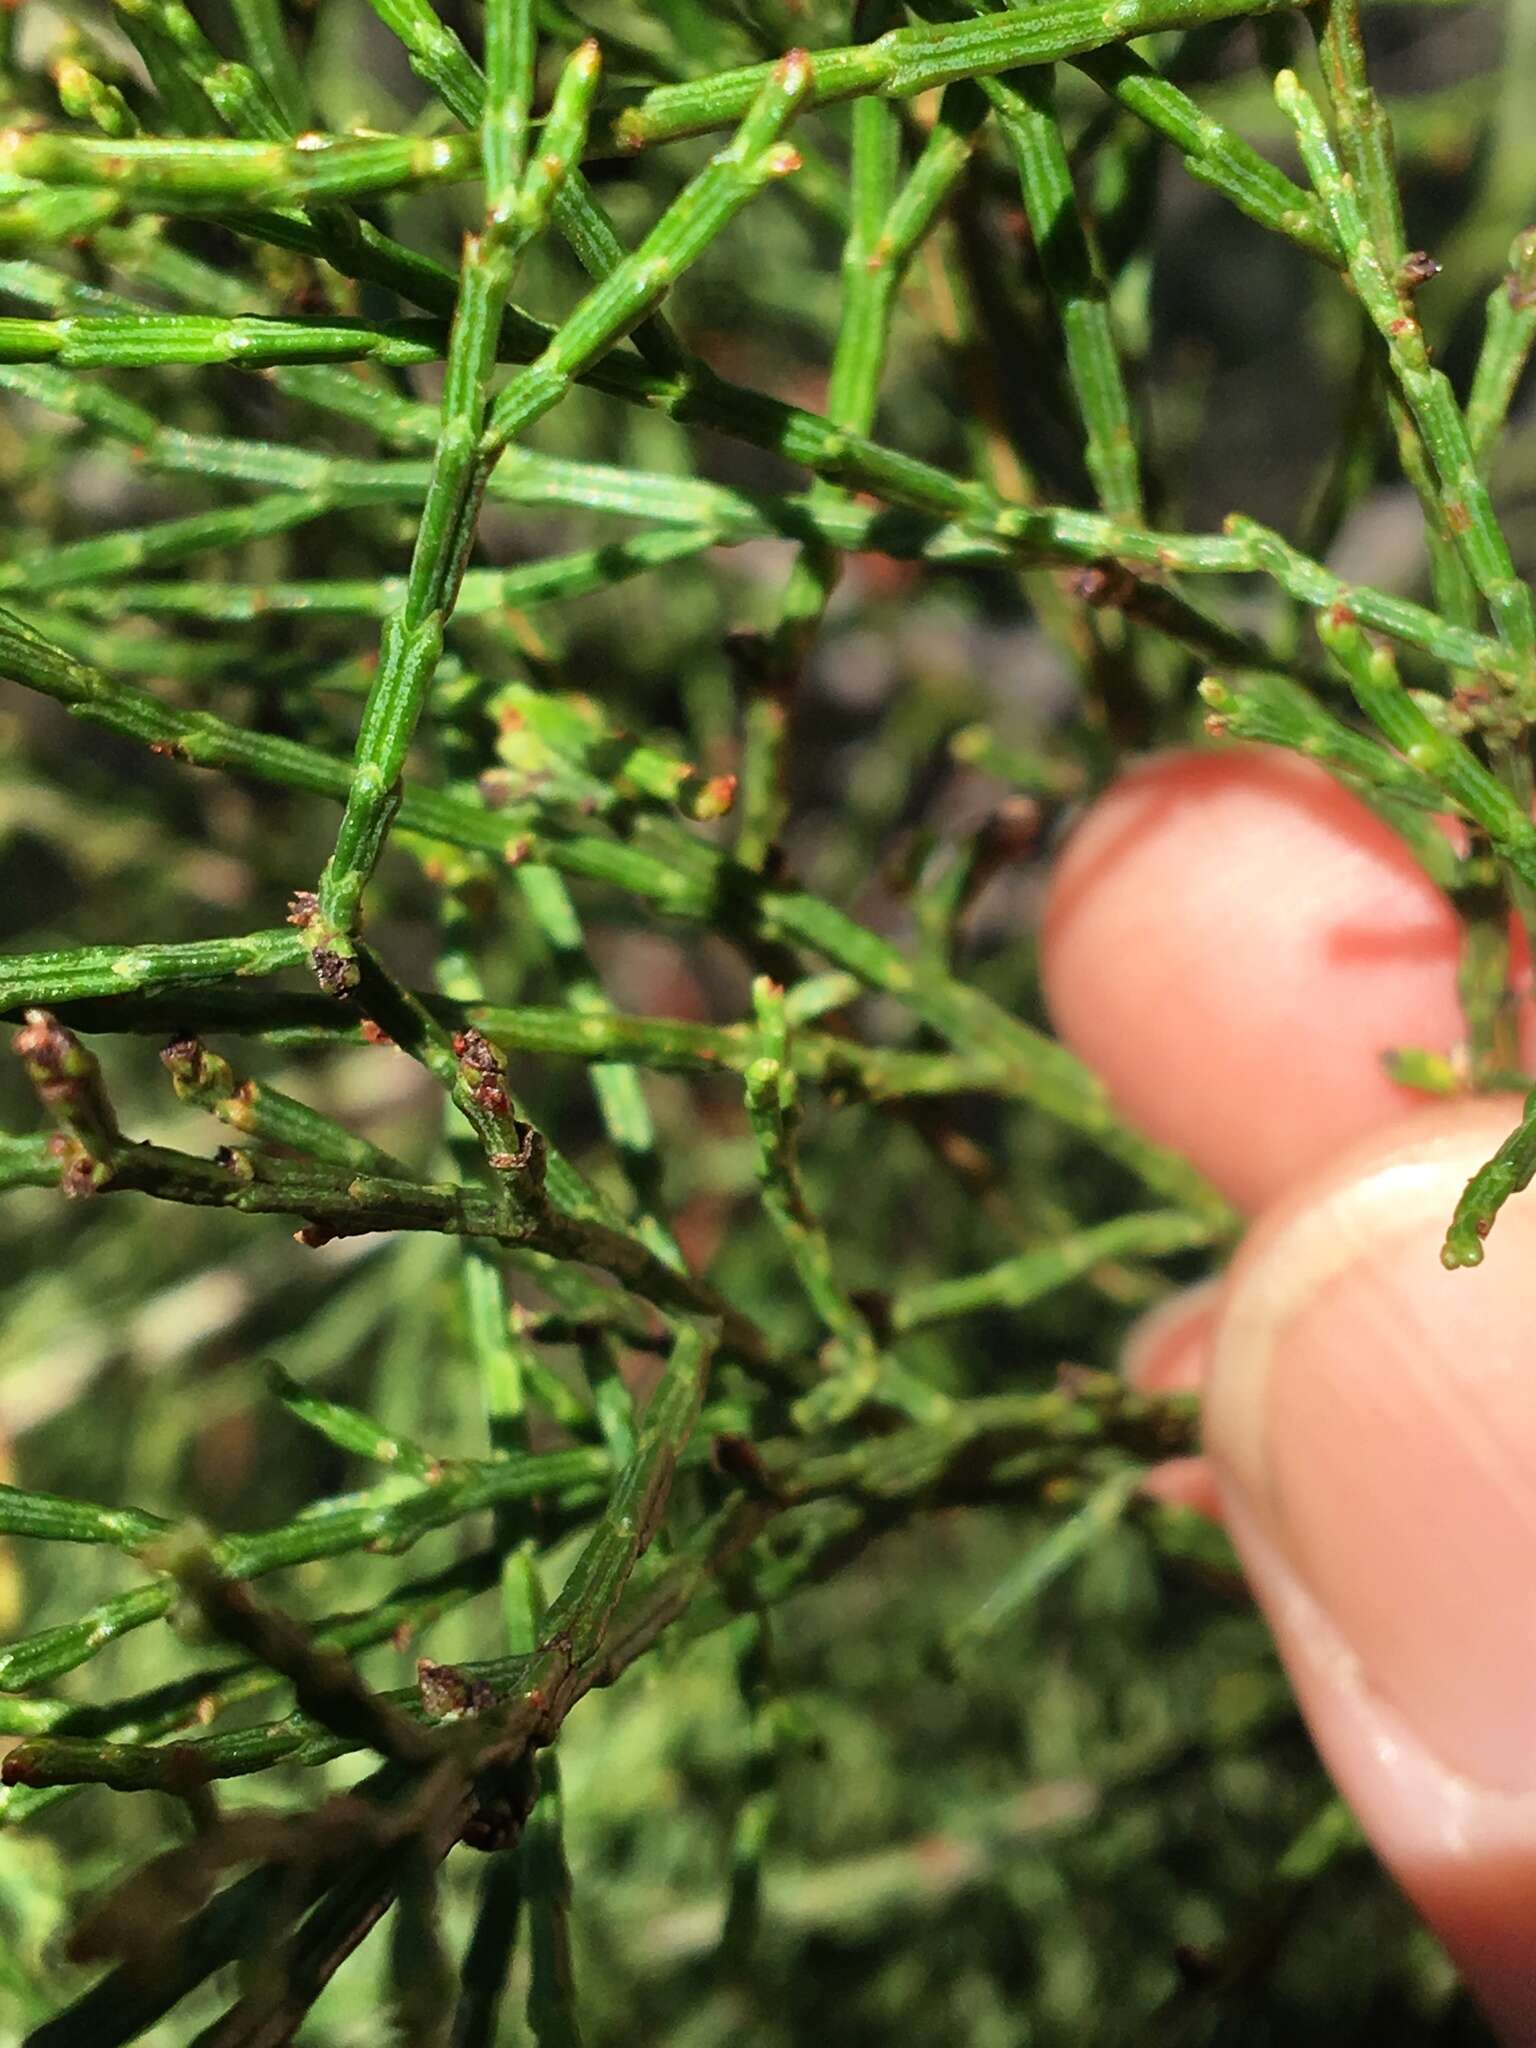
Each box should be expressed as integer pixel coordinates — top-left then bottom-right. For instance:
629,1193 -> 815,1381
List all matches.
1205,1099 -> 1536,1795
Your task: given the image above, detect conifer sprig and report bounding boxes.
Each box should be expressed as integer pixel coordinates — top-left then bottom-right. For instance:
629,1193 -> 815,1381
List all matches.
0,0 -> 1531,2035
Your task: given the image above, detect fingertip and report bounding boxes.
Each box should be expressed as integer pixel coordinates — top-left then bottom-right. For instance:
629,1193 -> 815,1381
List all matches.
1204,1100 -> 1536,2040
1221,1487 -> 1536,2047
1041,747 -> 1468,1214
1138,1455 -> 1224,1518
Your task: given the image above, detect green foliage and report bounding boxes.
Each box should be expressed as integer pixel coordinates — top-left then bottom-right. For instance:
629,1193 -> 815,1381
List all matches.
0,0 -> 1530,2039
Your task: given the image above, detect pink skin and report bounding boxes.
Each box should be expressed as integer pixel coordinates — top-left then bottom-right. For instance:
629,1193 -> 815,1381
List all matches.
1117,1280 -> 1223,1517
1042,747 -> 1536,2041
1042,746 -> 1531,1212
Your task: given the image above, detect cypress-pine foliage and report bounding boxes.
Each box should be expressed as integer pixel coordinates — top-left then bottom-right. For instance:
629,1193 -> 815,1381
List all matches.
0,0 -> 1529,2037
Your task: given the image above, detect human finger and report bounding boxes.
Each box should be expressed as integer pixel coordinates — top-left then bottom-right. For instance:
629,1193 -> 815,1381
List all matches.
1040,747 -> 1497,1213
1119,1280 -> 1223,1515
1205,1098 -> 1536,2044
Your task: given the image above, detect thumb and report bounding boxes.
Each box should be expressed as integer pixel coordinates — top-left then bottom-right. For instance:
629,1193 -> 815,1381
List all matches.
1205,1097 -> 1536,2044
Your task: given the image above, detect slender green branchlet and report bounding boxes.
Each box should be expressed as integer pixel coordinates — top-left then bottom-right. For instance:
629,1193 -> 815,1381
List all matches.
310,35 -> 605,980
591,0 -> 1306,154
1442,1085 -> 1536,1268
1277,69 -> 1536,674
309,49 -> 803,980
1467,228 -> 1536,471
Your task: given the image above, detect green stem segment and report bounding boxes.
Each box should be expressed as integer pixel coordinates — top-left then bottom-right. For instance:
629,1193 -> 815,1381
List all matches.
1278,69 -> 1536,675
313,36 -> 603,977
